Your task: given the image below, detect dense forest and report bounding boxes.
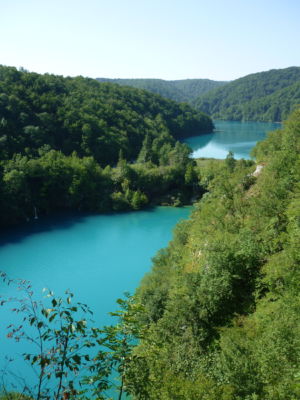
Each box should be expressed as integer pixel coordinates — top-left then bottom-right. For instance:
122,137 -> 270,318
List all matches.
194,67 -> 300,122
98,67 -> 300,123
122,108 -> 300,399
0,65 -> 213,227
2,109 -> 299,400
97,78 -> 226,104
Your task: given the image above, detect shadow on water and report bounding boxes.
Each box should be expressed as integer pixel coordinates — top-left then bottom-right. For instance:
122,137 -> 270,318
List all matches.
0,211 -> 89,246
184,130 -> 213,150
0,205 -> 163,247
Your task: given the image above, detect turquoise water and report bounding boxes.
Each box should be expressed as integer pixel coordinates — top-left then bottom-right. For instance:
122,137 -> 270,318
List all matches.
0,208 -> 191,313
184,120 -> 280,159
0,207 -> 191,393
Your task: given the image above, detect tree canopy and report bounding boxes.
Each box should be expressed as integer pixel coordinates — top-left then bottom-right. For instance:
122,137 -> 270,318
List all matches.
122,108 -> 300,399
194,67 -> 300,122
0,65 -> 213,227
97,77 -> 227,104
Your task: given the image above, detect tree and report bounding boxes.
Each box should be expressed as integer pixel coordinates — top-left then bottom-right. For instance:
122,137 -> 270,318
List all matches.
130,191 -> 148,210
0,273 -> 111,400
101,295 -> 145,400
225,151 -> 236,172
137,134 -> 153,163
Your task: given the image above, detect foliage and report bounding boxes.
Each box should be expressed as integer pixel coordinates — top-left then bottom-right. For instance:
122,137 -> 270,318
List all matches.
121,109 -> 300,399
0,144 -> 202,226
0,65 -> 213,227
0,65 -> 212,163
194,67 -> 300,122
0,273 -> 113,399
0,274 -> 144,400
97,78 -> 227,104
0,393 -> 33,400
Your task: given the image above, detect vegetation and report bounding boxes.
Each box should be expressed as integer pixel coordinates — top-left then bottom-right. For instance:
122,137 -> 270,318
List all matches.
0,273 -> 141,400
194,66 -> 300,122
121,108 -> 300,399
0,394 -> 33,400
0,65 -> 213,227
2,109 -> 299,399
101,67 -> 300,123
97,78 -> 226,104
2,63 -> 300,399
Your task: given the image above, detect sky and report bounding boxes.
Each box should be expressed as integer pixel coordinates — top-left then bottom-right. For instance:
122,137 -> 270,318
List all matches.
1,0 -> 300,81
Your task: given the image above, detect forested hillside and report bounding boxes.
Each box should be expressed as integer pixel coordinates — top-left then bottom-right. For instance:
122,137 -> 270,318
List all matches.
194,67 -> 300,121
121,109 -> 300,399
97,78 -> 226,104
0,65 -> 213,227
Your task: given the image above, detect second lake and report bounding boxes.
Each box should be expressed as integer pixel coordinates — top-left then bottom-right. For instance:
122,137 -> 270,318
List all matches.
184,120 -> 280,159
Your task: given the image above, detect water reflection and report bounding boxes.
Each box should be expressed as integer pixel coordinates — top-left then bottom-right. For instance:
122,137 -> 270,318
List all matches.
185,120 -> 280,159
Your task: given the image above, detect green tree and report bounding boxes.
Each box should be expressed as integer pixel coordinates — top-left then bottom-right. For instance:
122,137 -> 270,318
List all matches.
0,273 -> 111,400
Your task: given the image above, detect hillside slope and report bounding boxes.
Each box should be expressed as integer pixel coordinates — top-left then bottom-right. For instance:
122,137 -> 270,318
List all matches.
97,77 -> 227,104
0,66 -> 213,165
125,109 -> 300,399
194,67 -> 300,121
0,65 -> 213,226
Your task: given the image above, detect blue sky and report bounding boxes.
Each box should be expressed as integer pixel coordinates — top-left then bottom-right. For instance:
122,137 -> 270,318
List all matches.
1,0 -> 299,81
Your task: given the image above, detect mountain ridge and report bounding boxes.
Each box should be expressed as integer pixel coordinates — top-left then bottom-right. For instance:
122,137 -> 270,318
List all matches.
193,66 -> 300,122
96,77 -> 227,104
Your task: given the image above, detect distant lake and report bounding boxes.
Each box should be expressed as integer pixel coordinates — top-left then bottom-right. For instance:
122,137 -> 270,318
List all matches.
184,120 -> 280,159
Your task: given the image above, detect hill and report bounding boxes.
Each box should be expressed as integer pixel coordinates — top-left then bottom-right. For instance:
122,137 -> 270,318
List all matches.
96,78 -> 226,103
0,66 -> 213,164
0,65 -> 213,226
123,108 -> 300,399
194,66 -> 300,121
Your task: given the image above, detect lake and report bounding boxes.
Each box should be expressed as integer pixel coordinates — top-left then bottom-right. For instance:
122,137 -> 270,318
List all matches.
184,120 -> 280,159
0,207 -> 191,318
0,207 -> 191,394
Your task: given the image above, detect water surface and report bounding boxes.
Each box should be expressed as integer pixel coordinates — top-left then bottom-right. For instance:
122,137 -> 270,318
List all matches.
0,207 -> 191,391
185,120 -> 280,159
